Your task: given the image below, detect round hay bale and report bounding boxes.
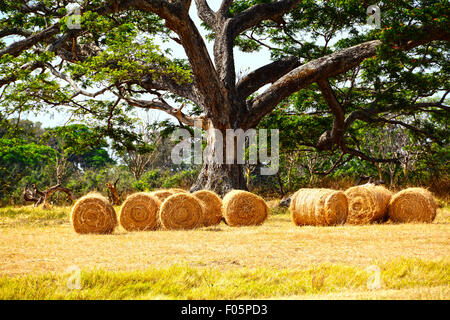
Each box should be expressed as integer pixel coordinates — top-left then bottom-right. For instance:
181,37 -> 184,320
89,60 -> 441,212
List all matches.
289,189 -> 348,226
71,193 -> 117,234
169,188 -> 188,194
159,193 -> 205,230
388,187 -> 437,223
222,190 -> 269,226
193,190 -> 223,226
119,192 -> 161,231
150,189 -> 174,203
345,185 -> 392,224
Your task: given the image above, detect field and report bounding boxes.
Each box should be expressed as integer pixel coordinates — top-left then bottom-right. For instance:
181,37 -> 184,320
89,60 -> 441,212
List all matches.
0,205 -> 449,299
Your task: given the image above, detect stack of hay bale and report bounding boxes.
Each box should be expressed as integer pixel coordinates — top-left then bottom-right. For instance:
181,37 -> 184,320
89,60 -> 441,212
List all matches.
71,188 -> 271,233
158,189 -> 269,229
345,186 -> 436,224
288,186 -> 437,227
71,185 -> 437,234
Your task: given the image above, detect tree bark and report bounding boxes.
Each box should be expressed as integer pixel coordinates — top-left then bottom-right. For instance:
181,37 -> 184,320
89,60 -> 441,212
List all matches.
191,162 -> 246,195
190,125 -> 247,195
106,179 -> 122,205
23,183 -> 74,208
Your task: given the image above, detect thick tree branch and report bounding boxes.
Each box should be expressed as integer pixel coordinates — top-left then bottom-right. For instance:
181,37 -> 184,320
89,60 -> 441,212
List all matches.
236,56 -> 300,100
123,96 -> 203,128
175,17 -> 225,123
213,0 -> 299,99
397,26 -> 450,50
244,24 -> 450,129
132,0 -> 225,123
194,0 -> 216,26
213,19 -> 238,99
0,28 -> 33,38
139,73 -> 200,106
243,40 -> 382,128
344,108 -> 379,130
0,23 -> 61,58
316,79 -> 345,150
218,0 -> 234,17
231,0 -> 300,37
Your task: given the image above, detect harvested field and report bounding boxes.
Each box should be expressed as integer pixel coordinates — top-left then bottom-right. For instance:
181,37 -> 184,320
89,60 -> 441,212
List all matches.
0,206 -> 449,277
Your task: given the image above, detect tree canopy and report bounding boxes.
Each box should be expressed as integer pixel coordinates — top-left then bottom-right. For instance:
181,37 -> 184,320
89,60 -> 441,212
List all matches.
0,0 -> 448,193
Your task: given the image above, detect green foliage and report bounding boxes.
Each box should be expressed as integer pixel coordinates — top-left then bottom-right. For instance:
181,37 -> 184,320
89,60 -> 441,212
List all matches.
0,137 -> 55,200
64,165 -> 135,198
134,169 -> 199,191
0,1 -> 449,201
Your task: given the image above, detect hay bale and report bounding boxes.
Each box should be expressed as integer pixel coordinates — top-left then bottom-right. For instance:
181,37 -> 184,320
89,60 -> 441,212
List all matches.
222,190 -> 269,226
388,187 -> 437,223
159,193 -> 205,230
71,193 -> 117,234
169,188 -> 188,194
289,189 -> 348,226
150,190 -> 174,202
345,185 -> 392,224
193,190 -> 223,226
119,192 -> 161,231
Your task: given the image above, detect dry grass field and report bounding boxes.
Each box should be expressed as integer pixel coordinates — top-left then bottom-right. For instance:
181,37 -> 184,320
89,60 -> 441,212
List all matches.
0,204 -> 449,299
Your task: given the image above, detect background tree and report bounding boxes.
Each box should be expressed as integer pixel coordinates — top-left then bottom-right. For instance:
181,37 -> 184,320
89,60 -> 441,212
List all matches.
0,0 -> 448,194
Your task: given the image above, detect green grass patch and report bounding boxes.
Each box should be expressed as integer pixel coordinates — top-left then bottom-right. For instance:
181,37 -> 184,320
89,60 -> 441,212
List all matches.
269,206 -> 288,215
0,258 -> 448,300
0,206 -> 70,227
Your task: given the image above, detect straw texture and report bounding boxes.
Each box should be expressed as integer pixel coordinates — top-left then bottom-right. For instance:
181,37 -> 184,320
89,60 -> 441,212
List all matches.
150,190 -> 174,203
119,192 -> 161,231
71,193 -> 117,234
159,193 -> 205,230
193,190 -> 223,226
345,185 -> 392,224
222,190 -> 269,226
388,187 -> 437,223
290,188 -> 348,226
169,188 -> 188,194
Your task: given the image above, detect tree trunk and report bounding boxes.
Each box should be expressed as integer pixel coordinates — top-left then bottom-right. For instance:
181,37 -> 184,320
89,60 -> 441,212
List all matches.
191,162 -> 246,195
190,125 -> 247,195
23,183 -> 74,208
106,179 -> 121,205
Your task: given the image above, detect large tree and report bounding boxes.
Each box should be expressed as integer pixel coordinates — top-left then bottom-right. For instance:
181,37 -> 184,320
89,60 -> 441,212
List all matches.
1,0 -> 448,194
